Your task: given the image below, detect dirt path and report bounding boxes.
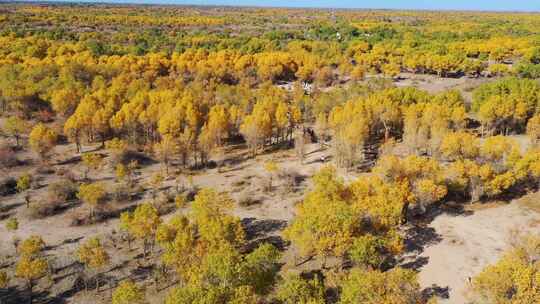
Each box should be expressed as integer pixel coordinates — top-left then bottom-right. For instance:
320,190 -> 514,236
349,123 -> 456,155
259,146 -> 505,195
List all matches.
406,202 -> 540,303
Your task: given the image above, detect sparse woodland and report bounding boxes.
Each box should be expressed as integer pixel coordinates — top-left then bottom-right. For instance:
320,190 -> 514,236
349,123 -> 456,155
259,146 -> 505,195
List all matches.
1,3 -> 540,304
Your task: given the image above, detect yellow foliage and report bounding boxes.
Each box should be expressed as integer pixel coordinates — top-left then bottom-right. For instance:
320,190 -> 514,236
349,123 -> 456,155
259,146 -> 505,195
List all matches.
76,237 -> 110,271
112,280 -> 145,304
28,123 -> 57,158
440,131 -> 479,160
473,234 -> 540,304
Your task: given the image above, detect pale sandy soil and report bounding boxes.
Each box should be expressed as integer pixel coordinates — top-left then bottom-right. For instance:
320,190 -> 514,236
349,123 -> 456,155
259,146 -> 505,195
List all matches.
393,73 -> 481,94
404,201 -> 540,304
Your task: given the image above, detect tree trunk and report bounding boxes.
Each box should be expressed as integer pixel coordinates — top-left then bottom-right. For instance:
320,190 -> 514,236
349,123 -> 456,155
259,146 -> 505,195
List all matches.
101,134 -> 105,149
127,236 -> 132,251
481,124 -> 484,138
76,135 -> 81,153
143,240 -> 148,259
28,281 -> 33,304
401,202 -> 409,225
382,122 -> 390,142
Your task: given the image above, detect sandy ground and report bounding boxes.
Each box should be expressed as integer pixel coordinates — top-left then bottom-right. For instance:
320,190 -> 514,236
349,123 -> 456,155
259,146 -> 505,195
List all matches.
403,201 -> 540,304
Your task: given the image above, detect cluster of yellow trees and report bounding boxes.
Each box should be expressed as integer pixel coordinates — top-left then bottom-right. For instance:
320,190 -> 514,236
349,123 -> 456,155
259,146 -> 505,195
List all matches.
472,234 -> 540,303
0,61 -> 293,165
323,87 -> 465,166
285,141 -> 540,272
114,189 -> 289,303
2,5 -> 540,172
114,185 -> 424,304
473,78 -> 540,135
4,4 -> 540,303
281,144 -> 540,302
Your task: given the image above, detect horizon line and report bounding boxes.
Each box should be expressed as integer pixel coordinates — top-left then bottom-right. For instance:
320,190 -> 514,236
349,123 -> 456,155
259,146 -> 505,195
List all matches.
6,0 -> 540,14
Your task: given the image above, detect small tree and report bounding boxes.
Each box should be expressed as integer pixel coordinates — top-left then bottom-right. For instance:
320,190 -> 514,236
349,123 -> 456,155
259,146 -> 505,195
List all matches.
105,138 -> 129,166
240,114 -> 268,157
28,123 -> 57,161
115,163 -> 127,182
175,194 -> 186,209
77,183 -> 107,220
0,270 -> 8,289
76,237 -> 110,292
24,192 -> 31,209
16,257 -> 48,304
115,160 -> 138,186
119,212 -> 134,250
120,203 -> 161,258
18,236 -> 45,257
263,161 -> 279,192
16,173 -> 32,193
81,153 -> 104,180
275,274 -> 325,304
112,280 -> 145,304
339,268 -> 421,304
294,131 -> 306,164
314,113 -> 329,146
350,65 -> 366,81
15,236 -> 47,304
5,217 -> 19,231
527,114 -> 540,145
3,116 -> 29,148
154,135 -> 176,175
149,172 -> 164,200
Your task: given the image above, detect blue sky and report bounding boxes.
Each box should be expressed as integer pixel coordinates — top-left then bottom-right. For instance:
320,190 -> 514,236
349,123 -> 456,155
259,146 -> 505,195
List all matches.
38,0 -> 540,12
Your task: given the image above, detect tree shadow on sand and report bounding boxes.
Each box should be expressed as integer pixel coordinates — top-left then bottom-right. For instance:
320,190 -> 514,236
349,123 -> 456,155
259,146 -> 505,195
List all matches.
242,218 -> 289,251
0,286 -> 57,304
422,284 -> 450,300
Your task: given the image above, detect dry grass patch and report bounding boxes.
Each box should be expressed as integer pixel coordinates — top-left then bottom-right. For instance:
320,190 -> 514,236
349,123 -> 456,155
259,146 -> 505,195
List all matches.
517,192 -> 540,213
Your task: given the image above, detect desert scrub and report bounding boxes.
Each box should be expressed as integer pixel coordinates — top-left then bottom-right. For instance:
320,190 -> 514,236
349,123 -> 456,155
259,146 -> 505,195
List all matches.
238,192 -> 261,207
5,217 -> 19,231
16,173 -> 32,192
47,179 -> 78,204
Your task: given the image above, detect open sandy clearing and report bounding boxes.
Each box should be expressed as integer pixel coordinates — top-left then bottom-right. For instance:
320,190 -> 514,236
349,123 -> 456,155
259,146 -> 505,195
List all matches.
407,201 -> 540,304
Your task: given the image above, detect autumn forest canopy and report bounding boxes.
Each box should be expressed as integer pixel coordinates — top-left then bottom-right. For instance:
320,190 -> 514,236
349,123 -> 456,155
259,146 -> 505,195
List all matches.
2,3 -> 540,304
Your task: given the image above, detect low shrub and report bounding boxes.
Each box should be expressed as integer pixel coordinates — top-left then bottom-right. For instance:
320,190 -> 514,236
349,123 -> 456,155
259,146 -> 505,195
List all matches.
47,179 -> 78,204
111,184 -> 130,203
279,169 -> 302,193
0,145 -> 18,168
238,192 -> 261,207
5,217 -> 18,231
28,200 -> 61,219
16,174 -> 32,192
